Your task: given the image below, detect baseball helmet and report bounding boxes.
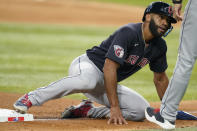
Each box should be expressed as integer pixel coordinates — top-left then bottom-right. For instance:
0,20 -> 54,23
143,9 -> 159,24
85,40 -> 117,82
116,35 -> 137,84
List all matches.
142,1 -> 177,24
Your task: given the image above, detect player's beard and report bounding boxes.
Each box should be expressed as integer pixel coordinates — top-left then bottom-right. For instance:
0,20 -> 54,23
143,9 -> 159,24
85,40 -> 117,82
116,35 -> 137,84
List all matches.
149,18 -> 164,38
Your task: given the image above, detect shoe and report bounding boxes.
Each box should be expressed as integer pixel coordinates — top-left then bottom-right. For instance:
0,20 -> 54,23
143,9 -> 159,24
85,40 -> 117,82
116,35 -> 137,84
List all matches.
177,110 -> 197,120
151,108 -> 197,120
13,94 -> 32,114
61,99 -> 94,118
145,107 -> 175,130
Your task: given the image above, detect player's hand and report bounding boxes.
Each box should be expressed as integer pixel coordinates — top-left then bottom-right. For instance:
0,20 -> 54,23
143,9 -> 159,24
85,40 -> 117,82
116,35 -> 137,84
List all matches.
173,4 -> 183,21
107,106 -> 128,125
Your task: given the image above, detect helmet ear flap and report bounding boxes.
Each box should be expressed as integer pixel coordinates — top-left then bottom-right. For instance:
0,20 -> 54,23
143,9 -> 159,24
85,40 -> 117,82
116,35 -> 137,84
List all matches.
142,13 -> 146,22
142,9 -> 148,22
146,5 -> 152,12
142,5 -> 153,22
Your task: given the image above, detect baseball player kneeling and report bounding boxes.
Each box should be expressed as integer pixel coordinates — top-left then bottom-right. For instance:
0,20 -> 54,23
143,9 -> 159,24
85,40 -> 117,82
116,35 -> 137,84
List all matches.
14,1 -> 183,125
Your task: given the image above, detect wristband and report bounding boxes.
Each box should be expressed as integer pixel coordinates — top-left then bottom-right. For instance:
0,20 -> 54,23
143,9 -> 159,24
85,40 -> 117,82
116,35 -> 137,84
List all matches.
172,0 -> 182,4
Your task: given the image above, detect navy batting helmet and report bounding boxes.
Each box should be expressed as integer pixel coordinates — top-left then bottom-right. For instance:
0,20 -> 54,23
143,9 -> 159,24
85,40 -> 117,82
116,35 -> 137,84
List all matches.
142,1 -> 177,24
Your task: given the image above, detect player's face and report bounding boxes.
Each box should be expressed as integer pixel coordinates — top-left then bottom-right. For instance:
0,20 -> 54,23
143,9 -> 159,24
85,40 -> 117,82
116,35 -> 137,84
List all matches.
149,14 -> 170,37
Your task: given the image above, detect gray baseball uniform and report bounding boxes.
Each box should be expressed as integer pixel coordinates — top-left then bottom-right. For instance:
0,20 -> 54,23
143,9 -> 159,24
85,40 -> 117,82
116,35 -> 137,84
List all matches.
160,0 -> 197,121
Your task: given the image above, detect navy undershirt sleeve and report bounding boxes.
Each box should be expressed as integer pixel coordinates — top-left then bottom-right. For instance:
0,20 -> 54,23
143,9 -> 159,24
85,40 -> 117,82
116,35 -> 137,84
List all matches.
149,38 -> 168,73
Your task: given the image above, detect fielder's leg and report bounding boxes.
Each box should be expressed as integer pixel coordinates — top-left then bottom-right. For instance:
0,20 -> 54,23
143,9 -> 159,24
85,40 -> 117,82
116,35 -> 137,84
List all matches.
160,0 -> 197,122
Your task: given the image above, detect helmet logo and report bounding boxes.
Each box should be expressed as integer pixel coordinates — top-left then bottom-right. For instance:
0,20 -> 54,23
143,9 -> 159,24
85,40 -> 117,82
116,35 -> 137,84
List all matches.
168,6 -> 173,16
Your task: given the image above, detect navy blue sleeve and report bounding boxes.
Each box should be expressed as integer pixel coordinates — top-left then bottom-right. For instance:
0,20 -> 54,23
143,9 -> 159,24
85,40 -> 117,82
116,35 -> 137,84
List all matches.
149,39 -> 168,72
105,27 -> 134,65
149,53 -> 168,72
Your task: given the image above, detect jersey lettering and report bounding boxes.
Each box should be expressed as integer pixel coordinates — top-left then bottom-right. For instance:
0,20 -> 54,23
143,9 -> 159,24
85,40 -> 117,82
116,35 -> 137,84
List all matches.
138,58 -> 150,67
126,55 -> 139,65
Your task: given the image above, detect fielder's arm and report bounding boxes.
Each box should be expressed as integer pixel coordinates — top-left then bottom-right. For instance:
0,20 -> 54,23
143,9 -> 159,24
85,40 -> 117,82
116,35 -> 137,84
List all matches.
103,58 -> 127,125
153,72 -> 169,100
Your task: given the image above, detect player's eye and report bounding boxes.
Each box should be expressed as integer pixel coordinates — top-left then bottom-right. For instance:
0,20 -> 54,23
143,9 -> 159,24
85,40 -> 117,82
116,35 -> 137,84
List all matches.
159,15 -> 165,19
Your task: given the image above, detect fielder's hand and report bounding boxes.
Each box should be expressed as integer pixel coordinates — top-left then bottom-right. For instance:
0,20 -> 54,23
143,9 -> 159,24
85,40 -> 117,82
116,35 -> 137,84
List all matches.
108,106 -> 128,125
173,4 -> 183,21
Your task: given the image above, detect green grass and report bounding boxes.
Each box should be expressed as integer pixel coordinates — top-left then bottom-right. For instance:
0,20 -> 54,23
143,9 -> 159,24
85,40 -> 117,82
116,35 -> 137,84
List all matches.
0,22 -> 196,101
87,0 -> 188,7
0,22 -> 114,99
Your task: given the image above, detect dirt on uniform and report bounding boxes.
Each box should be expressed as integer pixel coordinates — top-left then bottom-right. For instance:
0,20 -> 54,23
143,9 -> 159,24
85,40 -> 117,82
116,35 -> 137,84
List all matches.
0,0 -> 196,130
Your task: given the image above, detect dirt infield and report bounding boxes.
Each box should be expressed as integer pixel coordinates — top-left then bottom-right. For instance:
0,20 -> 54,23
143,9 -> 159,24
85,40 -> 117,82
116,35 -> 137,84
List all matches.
0,0 -> 144,26
0,0 -> 196,130
1,92 -> 197,130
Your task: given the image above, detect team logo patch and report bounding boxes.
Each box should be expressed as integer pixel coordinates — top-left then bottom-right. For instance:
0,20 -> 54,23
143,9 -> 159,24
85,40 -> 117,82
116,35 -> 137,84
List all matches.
114,45 -> 124,58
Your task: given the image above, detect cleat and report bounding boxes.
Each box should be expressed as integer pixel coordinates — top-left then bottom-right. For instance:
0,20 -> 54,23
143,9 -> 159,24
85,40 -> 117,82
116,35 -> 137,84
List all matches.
61,99 -> 94,118
151,108 -> 197,120
177,110 -> 197,120
13,94 -> 32,114
145,107 -> 175,130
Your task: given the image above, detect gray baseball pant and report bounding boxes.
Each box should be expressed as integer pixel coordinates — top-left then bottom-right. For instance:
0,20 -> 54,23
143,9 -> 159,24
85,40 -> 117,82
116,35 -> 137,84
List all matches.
28,54 -> 149,121
160,0 -> 197,121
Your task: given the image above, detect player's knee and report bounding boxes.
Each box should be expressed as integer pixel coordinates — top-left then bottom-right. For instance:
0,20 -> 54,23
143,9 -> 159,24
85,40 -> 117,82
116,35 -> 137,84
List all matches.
125,108 -> 146,121
176,57 -> 195,77
124,102 -> 149,121
180,57 -> 194,69
134,110 -> 146,121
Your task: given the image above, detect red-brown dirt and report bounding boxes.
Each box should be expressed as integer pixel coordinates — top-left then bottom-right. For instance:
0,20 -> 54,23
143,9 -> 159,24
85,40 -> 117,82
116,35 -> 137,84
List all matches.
0,0 -> 195,130
0,0 -> 144,26
1,92 -> 197,131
